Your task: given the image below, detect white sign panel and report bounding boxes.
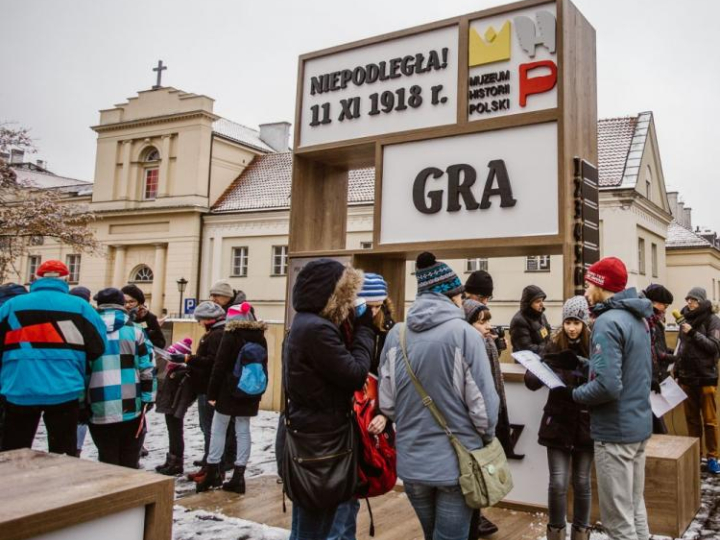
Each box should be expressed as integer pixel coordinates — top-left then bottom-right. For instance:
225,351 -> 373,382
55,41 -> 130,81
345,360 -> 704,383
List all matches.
380,122 -> 558,245
300,26 -> 459,147
467,3 -> 557,120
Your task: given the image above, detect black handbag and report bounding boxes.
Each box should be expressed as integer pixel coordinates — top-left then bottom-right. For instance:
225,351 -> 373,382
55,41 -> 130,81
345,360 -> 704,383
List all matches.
281,414 -> 358,510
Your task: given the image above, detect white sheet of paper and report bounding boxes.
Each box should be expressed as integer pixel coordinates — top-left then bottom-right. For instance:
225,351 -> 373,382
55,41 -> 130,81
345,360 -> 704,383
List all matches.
650,377 -> 688,418
511,350 -> 566,389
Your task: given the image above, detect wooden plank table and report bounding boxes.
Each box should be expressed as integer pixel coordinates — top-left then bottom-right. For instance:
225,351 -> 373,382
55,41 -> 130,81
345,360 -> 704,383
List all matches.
0,449 -> 174,540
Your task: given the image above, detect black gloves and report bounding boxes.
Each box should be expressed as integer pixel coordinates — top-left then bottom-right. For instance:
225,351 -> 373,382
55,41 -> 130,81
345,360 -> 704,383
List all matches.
544,350 -> 580,371
550,386 -> 575,402
651,380 -> 661,394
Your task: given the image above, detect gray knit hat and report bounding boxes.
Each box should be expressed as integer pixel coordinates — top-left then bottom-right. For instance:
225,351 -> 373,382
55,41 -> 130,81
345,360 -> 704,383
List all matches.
562,296 -> 590,325
686,287 -> 707,303
463,298 -> 489,324
194,301 -> 226,321
209,280 -> 234,298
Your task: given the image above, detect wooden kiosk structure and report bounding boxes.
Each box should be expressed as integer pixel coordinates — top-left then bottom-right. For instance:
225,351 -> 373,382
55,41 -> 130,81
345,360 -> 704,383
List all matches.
286,1 -> 701,536
289,0 -> 598,312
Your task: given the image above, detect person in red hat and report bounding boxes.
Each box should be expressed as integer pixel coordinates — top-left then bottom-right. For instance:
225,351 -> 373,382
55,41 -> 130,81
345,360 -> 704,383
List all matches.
555,257 -> 653,540
0,260 -> 107,456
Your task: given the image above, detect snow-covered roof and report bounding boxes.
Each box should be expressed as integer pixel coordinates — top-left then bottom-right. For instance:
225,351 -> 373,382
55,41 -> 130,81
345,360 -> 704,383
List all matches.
666,220 -> 717,250
212,152 -> 374,213
597,112 -> 651,189
12,166 -> 92,196
212,118 -> 275,153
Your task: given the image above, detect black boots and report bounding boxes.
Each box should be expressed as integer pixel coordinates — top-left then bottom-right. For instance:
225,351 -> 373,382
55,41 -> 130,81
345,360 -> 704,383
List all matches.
155,453 -> 171,472
222,465 -> 246,494
477,515 -> 499,537
157,454 -> 184,476
196,463 -> 224,493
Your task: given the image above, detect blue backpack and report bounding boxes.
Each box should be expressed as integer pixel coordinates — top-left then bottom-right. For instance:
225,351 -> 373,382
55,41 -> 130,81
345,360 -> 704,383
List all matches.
232,342 -> 268,398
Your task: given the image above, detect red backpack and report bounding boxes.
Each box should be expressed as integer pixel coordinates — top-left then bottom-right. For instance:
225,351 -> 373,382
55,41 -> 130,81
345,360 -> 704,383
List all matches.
353,376 -> 397,499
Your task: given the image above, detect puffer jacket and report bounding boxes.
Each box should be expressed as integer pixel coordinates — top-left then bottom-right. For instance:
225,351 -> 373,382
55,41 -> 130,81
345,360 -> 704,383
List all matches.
676,301 -> 720,387
524,338 -> 592,452
647,310 -> 676,386
208,318 -> 268,417
0,278 -> 107,406
573,288 -> 653,444
89,306 -> 156,425
510,285 -> 552,355
379,292 -> 500,486
188,320 -> 225,395
284,261 -> 375,433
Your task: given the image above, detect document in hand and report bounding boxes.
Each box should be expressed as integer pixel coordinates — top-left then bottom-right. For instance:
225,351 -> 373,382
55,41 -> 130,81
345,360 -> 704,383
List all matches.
511,350 -> 566,389
650,377 -> 688,418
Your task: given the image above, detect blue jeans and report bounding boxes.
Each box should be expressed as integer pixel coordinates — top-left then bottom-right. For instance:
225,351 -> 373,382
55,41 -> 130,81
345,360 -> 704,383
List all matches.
290,503 -> 338,540
404,483 -> 473,540
197,395 -> 213,458
327,499 -> 360,540
207,413 -> 251,466
547,447 -> 593,529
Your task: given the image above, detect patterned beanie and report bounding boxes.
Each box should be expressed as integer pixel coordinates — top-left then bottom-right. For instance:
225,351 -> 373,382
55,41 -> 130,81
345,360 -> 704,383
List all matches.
415,252 -> 464,298
228,301 -> 255,321
463,298 -> 489,324
167,337 -> 192,355
562,296 -> 590,325
358,273 -> 388,305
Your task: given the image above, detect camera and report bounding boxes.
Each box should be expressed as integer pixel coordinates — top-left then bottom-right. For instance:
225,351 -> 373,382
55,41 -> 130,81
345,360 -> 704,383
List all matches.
494,326 -> 507,351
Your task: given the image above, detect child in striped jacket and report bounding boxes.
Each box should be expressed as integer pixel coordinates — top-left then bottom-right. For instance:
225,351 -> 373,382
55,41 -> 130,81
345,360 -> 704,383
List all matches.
88,288 -> 156,468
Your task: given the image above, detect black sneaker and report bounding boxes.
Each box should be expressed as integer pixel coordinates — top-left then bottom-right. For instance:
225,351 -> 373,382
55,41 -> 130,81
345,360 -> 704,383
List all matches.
478,515 -> 499,537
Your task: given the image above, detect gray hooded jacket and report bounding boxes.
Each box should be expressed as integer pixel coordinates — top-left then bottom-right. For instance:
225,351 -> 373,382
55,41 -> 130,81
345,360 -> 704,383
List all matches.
379,292 -> 500,486
572,288 -> 653,444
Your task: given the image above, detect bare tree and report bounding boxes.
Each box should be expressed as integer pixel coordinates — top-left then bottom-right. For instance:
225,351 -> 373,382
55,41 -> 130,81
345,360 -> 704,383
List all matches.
0,124 -> 100,283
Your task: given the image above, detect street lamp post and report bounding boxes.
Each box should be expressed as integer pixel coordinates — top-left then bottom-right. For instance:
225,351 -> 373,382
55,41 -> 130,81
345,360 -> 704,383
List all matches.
176,277 -> 188,318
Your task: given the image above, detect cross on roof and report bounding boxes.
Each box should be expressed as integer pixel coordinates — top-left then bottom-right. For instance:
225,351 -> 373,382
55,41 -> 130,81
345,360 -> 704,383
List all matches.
152,60 -> 167,89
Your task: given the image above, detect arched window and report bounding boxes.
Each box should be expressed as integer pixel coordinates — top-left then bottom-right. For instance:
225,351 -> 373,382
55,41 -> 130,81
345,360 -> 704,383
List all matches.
131,265 -> 154,283
142,147 -> 160,200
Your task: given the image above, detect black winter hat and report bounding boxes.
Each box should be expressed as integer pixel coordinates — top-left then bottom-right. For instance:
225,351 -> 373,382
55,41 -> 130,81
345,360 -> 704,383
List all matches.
643,284 -> 673,305
69,286 -> 91,302
94,287 -> 126,306
465,270 -> 494,297
292,258 -> 346,314
122,284 -> 146,304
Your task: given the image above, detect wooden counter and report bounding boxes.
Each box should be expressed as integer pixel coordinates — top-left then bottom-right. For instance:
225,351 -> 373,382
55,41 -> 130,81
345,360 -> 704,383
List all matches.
0,449 -> 174,540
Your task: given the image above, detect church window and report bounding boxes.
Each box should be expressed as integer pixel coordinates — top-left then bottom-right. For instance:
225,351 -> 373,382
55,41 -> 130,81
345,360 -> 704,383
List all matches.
142,147 -> 160,200
526,255 -> 550,272
132,265 -> 154,283
27,255 -> 41,282
66,254 -> 81,283
232,247 -> 248,277
272,246 -> 288,276
466,258 -> 488,273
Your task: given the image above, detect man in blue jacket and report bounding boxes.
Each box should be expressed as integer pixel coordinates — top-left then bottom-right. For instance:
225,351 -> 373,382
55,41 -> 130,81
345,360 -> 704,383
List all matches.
0,260 -> 107,456
556,257 -> 653,540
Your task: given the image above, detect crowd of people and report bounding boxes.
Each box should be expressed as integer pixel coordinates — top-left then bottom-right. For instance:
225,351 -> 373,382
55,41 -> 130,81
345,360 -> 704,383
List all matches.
0,253 -> 719,540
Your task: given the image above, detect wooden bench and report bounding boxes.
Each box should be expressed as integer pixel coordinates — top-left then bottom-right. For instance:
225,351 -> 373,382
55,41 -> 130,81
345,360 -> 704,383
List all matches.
0,449 -> 174,540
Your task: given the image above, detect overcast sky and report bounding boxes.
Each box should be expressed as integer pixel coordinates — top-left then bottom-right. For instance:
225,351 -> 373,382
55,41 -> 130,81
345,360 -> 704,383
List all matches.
2,0 -> 718,230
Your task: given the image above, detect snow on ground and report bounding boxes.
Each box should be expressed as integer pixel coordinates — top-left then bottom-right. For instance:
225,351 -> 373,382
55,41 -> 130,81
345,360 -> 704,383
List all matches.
34,407 -> 720,540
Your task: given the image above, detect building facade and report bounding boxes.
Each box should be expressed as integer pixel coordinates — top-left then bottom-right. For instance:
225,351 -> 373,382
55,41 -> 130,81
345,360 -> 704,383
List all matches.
8,85 -> 712,327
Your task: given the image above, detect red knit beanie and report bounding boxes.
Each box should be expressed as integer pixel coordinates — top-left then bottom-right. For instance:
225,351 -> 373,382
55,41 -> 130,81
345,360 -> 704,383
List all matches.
585,257 -> 628,293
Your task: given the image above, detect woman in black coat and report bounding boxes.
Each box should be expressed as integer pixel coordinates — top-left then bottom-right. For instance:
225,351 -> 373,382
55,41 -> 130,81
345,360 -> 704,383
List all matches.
510,285 -> 552,355
524,296 -> 593,540
197,301 -> 268,494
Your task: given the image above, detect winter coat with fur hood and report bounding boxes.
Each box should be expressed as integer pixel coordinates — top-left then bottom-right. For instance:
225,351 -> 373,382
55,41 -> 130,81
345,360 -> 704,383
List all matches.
283,260 -> 375,433
677,301 -> 720,387
208,318 -> 268,417
509,285 -> 552,355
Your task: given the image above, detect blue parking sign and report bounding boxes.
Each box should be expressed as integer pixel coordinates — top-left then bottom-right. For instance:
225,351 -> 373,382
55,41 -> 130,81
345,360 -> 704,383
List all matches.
184,298 -> 196,315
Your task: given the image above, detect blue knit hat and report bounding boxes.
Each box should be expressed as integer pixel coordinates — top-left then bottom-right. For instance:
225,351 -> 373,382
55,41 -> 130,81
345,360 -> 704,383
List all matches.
358,273 -> 388,305
416,252 -> 464,298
